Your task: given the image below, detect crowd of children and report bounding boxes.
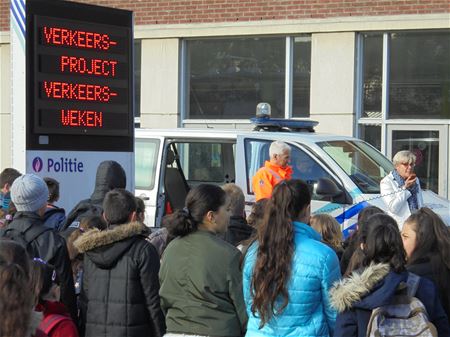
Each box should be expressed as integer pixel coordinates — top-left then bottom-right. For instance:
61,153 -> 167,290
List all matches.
0,164 -> 449,337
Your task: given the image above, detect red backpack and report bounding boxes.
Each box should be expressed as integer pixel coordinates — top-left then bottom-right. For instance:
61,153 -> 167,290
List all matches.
38,314 -> 72,336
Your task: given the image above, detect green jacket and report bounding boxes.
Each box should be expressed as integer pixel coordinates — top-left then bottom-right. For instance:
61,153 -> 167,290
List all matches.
159,230 -> 247,336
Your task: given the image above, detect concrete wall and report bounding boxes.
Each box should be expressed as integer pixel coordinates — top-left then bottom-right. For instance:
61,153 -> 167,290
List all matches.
310,32 -> 355,136
0,43 -> 11,169
139,39 -> 179,129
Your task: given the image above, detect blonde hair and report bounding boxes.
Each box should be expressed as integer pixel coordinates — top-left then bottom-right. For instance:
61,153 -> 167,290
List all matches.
310,214 -> 343,250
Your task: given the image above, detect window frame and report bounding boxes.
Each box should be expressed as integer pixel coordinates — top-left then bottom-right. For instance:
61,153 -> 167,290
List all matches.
356,30 -> 450,156
166,139 -> 236,186
180,35 -> 311,123
243,137 -> 351,204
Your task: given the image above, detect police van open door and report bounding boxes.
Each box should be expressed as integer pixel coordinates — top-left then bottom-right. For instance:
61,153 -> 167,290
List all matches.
236,135 -> 354,236
135,136 -> 165,227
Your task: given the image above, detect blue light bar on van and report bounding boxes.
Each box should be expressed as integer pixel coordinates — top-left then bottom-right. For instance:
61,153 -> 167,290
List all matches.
250,117 -> 319,132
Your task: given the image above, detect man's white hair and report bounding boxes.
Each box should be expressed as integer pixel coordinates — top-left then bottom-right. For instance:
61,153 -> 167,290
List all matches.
392,150 -> 416,166
269,141 -> 291,157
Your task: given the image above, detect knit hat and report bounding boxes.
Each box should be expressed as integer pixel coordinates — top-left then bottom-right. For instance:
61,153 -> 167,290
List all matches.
11,174 -> 49,212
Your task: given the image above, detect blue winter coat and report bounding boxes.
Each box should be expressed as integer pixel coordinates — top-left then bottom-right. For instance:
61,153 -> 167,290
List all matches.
329,263 -> 450,337
43,206 -> 66,230
242,221 -> 341,337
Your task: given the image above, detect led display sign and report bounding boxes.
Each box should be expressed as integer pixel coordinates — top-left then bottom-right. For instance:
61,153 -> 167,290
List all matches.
27,0 -> 133,151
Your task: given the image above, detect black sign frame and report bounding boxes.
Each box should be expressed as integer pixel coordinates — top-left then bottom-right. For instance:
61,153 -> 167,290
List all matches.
26,0 -> 134,152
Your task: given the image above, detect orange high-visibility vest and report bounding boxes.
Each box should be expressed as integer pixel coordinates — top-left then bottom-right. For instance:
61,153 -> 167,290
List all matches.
252,161 -> 293,201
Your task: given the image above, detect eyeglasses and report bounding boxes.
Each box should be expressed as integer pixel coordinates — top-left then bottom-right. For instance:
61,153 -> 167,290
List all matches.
400,162 -> 415,167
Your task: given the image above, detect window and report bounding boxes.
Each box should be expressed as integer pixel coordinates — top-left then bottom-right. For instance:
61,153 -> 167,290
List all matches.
362,33 -> 383,118
184,36 -> 311,120
357,30 -> 450,153
391,130 -> 440,192
292,36 -> 311,117
359,124 -> 382,151
135,139 -> 160,190
389,31 -> 450,119
318,140 -> 393,194
170,142 -> 235,184
244,139 -> 345,202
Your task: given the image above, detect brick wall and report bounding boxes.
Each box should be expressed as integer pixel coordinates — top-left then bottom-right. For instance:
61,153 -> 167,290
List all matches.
2,0 -> 450,32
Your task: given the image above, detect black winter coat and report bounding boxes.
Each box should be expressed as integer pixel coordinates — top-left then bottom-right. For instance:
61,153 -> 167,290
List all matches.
4,212 -> 77,320
74,222 -> 166,337
407,257 -> 450,321
223,216 -> 254,247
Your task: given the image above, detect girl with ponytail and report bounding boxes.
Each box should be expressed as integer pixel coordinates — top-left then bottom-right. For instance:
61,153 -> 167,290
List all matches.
159,184 -> 247,337
242,179 -> 340,337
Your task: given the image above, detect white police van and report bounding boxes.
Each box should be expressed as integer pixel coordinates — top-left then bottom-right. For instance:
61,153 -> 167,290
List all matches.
135,110 -> 450,235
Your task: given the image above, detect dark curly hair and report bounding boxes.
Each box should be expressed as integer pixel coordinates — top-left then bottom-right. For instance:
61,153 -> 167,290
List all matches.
361,213 -> 406,273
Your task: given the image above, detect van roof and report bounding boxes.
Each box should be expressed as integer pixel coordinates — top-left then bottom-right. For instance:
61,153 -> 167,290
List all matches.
135,128 -> 358,143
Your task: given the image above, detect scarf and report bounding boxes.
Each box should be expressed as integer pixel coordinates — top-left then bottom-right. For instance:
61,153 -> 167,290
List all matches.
392,170 -> 419,212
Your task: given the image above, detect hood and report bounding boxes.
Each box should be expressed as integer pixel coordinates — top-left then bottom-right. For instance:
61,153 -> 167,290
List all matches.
90,161 -> 126,203
330,263 -> 407,313
264,160 -> 293,177
73,221 -> 145,268
228,216 -> 254,233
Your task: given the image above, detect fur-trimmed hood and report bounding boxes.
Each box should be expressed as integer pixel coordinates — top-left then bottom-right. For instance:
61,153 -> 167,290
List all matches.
73,221 -> 146,268
329,263 -> 408,313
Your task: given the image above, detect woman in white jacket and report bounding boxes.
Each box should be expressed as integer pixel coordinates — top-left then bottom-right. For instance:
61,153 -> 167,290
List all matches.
380,150 -> 423,229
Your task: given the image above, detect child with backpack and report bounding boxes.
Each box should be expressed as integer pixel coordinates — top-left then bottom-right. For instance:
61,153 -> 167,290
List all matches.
329,213 -> 449,337
30,258 -> 79,337
1,174 -> 77,320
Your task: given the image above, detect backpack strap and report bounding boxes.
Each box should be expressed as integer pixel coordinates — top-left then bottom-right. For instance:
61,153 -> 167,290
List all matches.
406,272 -> 421,297
38,314 -> 70,335
23,224 -> 52,243
0,216 -> 51,242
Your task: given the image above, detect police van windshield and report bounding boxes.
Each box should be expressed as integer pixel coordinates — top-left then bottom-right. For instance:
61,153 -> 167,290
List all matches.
317,140 -> 394,194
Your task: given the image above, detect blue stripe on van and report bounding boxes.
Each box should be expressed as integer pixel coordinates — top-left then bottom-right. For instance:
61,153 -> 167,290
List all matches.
335,201 -> 370,224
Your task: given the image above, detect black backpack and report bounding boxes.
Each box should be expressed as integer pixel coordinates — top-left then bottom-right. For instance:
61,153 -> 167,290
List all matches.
0,225 -> 52,257
59,200 -> 103,240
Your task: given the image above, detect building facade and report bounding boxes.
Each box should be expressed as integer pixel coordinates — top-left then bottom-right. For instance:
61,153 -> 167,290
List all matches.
1,1 -> 449,198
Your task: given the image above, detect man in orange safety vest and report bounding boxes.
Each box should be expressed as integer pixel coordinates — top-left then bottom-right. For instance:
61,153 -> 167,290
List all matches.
252,141 -> 293,201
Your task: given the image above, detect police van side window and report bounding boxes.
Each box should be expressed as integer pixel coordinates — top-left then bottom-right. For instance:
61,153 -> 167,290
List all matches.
172,142 -> 235,184
244,139 -> 345,202
135,139 -> 160,190
245,139 -> 270,194
318,140 -> 393,194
